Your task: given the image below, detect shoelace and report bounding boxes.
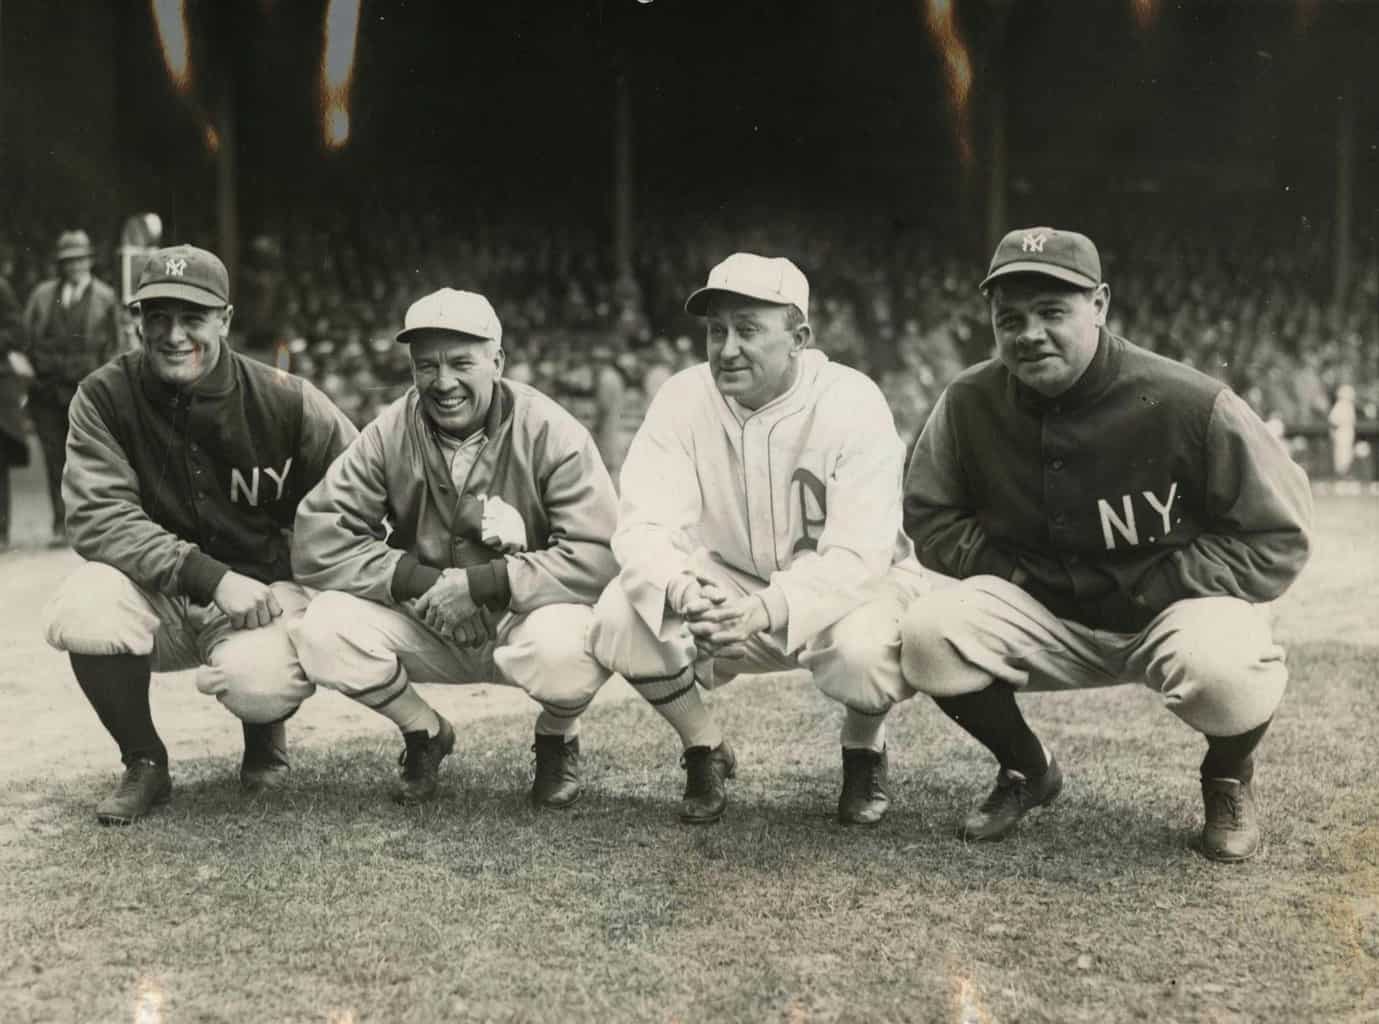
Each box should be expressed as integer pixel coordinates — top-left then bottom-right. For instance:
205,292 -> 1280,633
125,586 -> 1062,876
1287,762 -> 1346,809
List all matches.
842,755 -> 884,800
1207,789 -> 1243,827
397,734 -> 432,780
980,772 -> 1030,813
115,761 -> 161,798
532,742 -> 571,785
681,750 -> 718,797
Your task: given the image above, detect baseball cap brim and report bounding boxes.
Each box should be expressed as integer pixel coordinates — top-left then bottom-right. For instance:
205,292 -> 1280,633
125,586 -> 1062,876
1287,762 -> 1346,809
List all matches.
980,261 -> 1099,292
394,325 -> 497,346
130,282 -> 227,307
685,286 -> 793,317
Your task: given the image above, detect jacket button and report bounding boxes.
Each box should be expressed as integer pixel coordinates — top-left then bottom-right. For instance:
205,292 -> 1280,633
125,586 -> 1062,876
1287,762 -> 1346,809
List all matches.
1053,512 -> 1067,526
1050,458 -> 1064,471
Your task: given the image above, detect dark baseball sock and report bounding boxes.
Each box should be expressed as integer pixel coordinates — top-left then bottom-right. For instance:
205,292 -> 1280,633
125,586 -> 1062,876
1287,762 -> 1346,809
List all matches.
1200,720 -> 1270,784
933,683 -> 1048,778
69,653 -> 167,767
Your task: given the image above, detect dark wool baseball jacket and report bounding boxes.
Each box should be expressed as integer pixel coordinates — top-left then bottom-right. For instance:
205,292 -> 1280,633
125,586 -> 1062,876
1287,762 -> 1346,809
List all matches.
903,329 -> 1313,633
64,345 -> 357,603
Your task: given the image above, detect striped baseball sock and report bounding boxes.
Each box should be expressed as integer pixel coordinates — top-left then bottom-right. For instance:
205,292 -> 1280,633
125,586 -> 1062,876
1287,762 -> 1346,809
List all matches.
840,707 -> 887,752
627,666 -> 722,751
354,663 -> 439,737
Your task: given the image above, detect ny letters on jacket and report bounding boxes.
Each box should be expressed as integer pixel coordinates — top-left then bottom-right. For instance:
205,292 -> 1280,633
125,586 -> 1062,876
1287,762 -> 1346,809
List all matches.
904,330 -> 1312,633
65,347 -> 355,601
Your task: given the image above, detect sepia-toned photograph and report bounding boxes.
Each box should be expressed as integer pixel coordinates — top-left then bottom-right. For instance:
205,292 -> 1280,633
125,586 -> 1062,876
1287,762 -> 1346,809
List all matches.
1,1 -> 1375,1020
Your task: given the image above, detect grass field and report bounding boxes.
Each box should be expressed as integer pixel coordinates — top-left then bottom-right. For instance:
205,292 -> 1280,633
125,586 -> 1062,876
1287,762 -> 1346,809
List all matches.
2,495 -> 1376,1023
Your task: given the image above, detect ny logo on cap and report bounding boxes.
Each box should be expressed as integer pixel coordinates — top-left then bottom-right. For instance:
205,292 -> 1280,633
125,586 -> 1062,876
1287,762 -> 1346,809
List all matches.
164,257 -> 188,277
1021,232 -> 1049,254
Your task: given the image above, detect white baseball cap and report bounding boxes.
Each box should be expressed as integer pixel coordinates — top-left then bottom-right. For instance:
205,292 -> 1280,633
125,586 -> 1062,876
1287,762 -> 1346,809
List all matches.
395,288 -> 502,345
685,252 -> 809,318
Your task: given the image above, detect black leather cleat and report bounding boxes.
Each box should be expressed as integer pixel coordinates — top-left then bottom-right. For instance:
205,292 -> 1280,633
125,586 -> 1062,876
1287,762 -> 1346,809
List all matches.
96,759 -> 172,826
1201,777 -> 1262,863
679,740 -> 736,824
838,746 -> 891,826
240,721 -> 291,791
531,734 -> 582,809
959,754 -> 1063,842
393,715 -> 456,805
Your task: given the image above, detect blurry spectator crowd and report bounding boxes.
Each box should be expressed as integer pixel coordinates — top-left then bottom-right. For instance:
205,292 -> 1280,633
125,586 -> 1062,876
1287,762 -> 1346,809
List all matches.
4,204 -> 1377,476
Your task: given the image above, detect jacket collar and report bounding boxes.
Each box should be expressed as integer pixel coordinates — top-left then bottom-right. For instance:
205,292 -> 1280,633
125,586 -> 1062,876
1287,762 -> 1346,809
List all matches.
138,341 -> 237,406
1009,327 -> 1121,414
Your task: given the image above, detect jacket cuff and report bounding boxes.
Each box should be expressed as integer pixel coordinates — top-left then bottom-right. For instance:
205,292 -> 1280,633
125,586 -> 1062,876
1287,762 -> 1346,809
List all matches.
180,550 -> 231,605
757,585 -> 790,633
390,552 -> 443,603
467,558 -> 512,612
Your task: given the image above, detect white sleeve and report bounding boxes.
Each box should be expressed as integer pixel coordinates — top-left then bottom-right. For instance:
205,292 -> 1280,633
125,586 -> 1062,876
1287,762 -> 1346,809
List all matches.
610,381 -> 704,636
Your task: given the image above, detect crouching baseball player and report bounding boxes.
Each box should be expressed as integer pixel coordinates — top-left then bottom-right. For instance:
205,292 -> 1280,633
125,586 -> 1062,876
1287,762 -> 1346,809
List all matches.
42,245 -> 357,825
291,288 -> 619,807
587,253 -> 930,826
899,227 -> 1313,861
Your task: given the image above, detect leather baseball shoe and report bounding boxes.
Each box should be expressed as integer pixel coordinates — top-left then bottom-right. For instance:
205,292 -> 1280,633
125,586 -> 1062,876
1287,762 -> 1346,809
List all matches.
959,755 -> 1063,842
96,758 -> 171,826
838,746 -> 890,826
531,734 -> 582,808
240,722 -> 290,791
393,715 -> 456,805
1201,777 -> 1261,863
679,740 -> 736,824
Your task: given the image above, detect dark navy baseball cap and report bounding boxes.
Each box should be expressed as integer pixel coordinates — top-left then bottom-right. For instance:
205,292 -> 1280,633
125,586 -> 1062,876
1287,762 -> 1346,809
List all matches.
131,245 -> 230,308
980,227 -> 1102,292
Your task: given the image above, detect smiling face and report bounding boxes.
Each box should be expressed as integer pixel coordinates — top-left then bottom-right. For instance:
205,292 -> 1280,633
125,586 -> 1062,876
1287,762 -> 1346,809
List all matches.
409,330 -> 504,438
703,295 -> 810,410
989,275 -> 1109,397
138,298 -> 231,387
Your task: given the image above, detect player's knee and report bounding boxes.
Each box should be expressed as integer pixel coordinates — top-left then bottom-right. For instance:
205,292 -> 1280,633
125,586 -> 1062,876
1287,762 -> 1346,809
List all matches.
525,657 -> 608,710
1156,599 -> 1286,734
815,672 -> 895,716
526,605 -> 595,672
806,610 -> 903,715
586,577 -> 685,679
205,639 -> 312,724
502,605 -> 610,705
1159,599 -> 1271,688
43,562 -> 158,656
217,675 -> 310,724
899,590 -> 984,697
293,590 -> 360,681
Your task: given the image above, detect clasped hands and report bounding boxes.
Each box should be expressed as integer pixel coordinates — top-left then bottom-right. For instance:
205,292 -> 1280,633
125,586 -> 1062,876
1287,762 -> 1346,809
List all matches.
669,573 -> 770,661
412,568 -> 490,648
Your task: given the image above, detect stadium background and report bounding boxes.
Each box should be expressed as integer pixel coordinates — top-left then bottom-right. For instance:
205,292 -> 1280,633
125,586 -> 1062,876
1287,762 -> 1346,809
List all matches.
1,0 -> 1375,486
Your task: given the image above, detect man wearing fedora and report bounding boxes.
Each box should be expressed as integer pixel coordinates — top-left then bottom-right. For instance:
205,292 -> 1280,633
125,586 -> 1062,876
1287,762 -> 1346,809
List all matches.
43,245 -> 357,824
586,253 -> 931,826
899,227 -> 1312,861
291,288 -> 619,807
21,230 -> 123,545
